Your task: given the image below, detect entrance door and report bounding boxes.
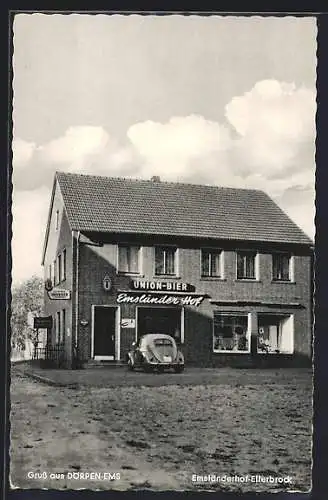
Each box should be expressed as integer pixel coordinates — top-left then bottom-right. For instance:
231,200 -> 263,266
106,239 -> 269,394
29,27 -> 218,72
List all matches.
258,315 -> 280,353
93,306 -> 117,360
137,307 -> 181,342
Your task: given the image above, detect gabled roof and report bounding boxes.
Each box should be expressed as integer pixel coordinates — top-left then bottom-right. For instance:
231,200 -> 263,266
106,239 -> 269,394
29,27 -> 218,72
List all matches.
53,171 -> 312,246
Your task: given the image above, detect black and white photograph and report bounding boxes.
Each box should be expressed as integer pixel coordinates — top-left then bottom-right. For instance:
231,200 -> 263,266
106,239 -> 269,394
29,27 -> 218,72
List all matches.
10,12 -> 316,493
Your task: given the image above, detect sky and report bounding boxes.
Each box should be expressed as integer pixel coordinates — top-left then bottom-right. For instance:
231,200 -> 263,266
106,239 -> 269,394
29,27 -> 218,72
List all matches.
12,14 -> 317,284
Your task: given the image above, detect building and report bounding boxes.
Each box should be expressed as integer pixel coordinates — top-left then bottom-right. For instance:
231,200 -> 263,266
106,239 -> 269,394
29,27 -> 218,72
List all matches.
41,171 -> 313,368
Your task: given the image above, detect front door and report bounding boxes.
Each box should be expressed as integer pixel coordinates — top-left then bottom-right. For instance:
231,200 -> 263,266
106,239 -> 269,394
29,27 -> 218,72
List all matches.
93,306 -> 116,360
137,307 -> 181,342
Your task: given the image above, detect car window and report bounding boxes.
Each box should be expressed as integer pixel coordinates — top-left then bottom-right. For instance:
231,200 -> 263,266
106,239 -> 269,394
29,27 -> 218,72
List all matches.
154,339 -> 173,346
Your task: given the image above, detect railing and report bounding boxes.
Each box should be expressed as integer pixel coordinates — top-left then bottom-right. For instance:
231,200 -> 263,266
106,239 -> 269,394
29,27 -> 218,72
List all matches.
33,345 -> 66,368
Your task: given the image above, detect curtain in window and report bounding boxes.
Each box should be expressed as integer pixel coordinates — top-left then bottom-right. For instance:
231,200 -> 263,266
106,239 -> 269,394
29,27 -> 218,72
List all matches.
155,247 -> 175,275
155,247 -> 165,275
273,254 -> 290,280
165,249 -> 175,275
119,246 -> 139,273
202,251 -> 210,276
202,251 -> 220,277
237,252 -> 255,279
211,252 -> 220,276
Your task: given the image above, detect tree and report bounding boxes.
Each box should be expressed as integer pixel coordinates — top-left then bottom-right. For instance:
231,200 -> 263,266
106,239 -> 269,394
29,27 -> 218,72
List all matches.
11,275 -> 44,350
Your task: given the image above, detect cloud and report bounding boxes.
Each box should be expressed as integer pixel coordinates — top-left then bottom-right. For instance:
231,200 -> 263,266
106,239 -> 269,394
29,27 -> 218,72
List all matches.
127,114 -> 232,180
11,80 -> 316,281
12,138 -> 36,168
37,126 -> 109,167
225,79 -> 316,177
12,126 -> 138,190
275,184 -> 315,240
12,186 -> 51,284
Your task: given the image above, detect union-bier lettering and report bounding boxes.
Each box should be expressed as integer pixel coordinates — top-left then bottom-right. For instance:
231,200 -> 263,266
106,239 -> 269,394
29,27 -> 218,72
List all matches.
131,280 -> 195,292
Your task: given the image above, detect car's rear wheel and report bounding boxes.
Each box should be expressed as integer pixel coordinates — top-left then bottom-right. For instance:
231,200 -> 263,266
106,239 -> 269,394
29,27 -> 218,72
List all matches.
174,365 -> 184,373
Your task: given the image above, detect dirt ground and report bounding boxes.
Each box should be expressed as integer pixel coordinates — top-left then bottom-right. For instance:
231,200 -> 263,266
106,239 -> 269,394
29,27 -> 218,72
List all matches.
10,368 -> 312,492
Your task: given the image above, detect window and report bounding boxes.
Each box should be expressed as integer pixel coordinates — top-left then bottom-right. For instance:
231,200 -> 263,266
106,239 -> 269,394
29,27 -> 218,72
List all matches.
118,245 -> 140,274
57,250 -> 66,282
54,259 -> 57,285
61,309 -> 66,344
56,311 -> 61,344
272,253 -> 292,281
257,314 -> 294,354
58,254 -> 62,283
55,210 -> 59,231
213,313 -> 250,352
155,247 -> 176,275
201,250 -> 222,277
237,251 -> 257,280
62,249 -> 66,281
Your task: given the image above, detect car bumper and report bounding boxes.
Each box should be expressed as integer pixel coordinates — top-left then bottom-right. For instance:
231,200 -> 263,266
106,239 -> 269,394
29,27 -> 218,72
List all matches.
146,361 -> 183,368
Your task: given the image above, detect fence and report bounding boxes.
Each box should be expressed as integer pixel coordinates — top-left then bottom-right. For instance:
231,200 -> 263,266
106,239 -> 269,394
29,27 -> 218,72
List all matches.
33,345 -> 67,368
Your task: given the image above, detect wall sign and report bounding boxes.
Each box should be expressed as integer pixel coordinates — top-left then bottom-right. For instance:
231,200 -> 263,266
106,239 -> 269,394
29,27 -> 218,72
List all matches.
117,292 -> 205,307
130,280 -> 195,292
103,275 -> 112,292
121,318 -> 136,329
34,316 -> 53,329
47,289 -> 71,300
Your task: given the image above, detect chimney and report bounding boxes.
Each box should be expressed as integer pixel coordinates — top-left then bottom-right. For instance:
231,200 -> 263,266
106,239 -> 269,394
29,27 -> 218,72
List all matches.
151,175 -> 161,182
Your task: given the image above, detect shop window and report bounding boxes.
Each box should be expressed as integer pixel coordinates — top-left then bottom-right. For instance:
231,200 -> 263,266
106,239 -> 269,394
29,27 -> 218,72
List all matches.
272,253 -> 292,281
201,249 -> 222,277
118,245 -> 140,274
213,313 -> 250,352
257,314 -> 294,354
237,251 -> 257,280
155,247 -> 176,276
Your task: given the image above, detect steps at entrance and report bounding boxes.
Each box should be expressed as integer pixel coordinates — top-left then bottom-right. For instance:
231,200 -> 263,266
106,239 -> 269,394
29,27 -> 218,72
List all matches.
83,360 -> 127,369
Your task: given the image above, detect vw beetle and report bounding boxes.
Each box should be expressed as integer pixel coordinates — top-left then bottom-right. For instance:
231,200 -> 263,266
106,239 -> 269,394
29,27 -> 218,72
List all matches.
126,333 -> 185,373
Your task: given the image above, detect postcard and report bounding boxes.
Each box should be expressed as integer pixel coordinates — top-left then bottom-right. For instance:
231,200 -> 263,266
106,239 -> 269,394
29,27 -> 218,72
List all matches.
10,12 -> 316,493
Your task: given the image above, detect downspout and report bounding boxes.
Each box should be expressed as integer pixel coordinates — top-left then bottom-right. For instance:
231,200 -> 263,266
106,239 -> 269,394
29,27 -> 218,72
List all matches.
74,231 -> 80,364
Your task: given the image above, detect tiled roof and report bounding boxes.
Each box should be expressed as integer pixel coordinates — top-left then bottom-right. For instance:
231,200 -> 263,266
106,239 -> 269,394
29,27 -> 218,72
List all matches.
56,171 -> 312,245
